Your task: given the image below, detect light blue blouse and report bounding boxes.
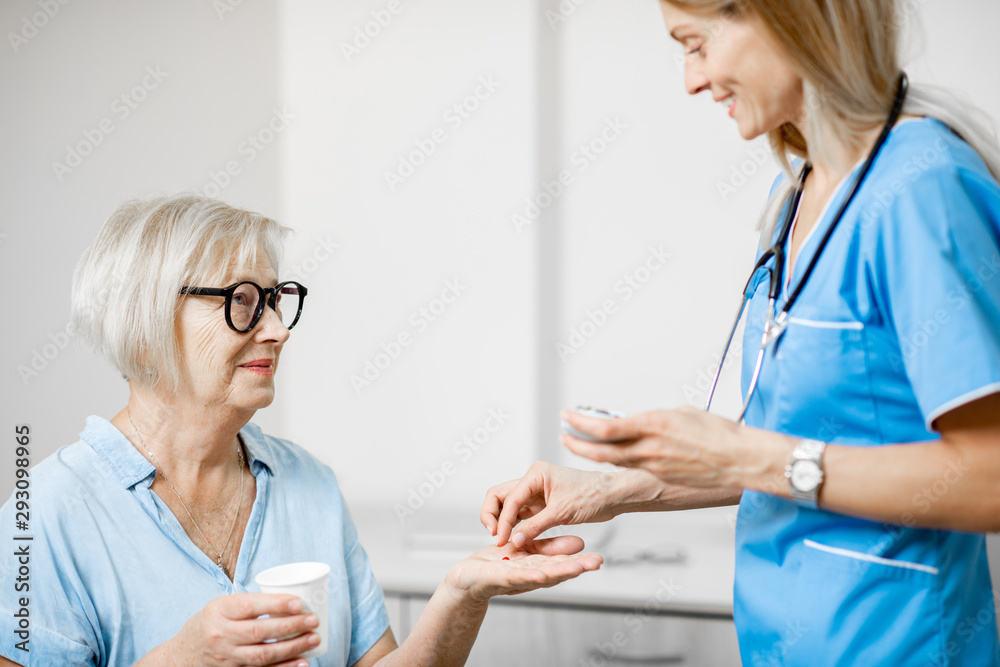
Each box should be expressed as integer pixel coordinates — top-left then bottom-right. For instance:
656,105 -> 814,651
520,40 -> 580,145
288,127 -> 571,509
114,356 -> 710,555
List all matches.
0,416 -> 389,666
736,118 -> 1000,665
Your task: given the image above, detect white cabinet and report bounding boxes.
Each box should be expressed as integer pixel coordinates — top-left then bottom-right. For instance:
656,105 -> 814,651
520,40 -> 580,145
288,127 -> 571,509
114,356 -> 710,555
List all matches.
386,594 -> 742,667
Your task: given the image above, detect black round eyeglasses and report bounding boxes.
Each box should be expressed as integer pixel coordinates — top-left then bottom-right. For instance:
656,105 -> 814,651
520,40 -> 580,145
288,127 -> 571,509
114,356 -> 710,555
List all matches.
178,281 -> 308,333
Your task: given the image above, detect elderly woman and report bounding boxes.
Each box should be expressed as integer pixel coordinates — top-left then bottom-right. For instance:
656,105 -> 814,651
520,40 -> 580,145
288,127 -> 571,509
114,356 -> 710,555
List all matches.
0,195 -> 602,667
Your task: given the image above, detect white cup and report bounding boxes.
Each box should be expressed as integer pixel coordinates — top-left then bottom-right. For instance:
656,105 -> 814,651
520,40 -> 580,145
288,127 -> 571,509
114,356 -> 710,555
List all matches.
255,561 -> 331,659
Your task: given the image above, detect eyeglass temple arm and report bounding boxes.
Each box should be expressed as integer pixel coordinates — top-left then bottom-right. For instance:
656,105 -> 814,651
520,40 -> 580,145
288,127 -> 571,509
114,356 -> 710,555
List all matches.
178,287 -> 229,296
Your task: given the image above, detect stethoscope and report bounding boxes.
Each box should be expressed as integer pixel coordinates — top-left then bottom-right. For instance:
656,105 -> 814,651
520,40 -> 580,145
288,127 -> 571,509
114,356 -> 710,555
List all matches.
704,72 -> 909,422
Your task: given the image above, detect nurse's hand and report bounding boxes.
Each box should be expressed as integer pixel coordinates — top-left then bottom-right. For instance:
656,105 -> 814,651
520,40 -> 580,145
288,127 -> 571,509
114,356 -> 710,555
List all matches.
482,462 -> 635,548
139,593 -> 320,667
445,535 -> 604,602
559,406 -> 753,489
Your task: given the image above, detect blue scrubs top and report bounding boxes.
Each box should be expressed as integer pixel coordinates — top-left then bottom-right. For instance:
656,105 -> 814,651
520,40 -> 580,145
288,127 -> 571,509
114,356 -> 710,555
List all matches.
736,117 -> 1000,665
0,417 -> 389,666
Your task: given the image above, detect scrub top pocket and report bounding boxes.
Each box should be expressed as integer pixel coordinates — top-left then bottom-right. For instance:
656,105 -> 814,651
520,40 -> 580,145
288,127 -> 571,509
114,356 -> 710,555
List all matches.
769,317 -> 878,441
783,538 -> 942,665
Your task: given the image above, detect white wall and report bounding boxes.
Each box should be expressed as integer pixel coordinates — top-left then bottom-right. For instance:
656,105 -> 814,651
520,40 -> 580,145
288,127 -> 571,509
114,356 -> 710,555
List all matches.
0,0 -> 285,498
277,0 -> 541,524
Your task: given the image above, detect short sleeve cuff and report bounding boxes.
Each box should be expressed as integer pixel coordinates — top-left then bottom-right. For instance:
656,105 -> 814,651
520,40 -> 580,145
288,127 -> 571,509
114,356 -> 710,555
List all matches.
925,382 -> 1000,429
347,585 -> 390,666
0,623 -> 96,666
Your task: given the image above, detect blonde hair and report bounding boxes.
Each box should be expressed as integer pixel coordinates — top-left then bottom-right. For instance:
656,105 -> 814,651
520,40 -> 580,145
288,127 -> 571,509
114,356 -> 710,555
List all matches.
72,194 -> 291,391
665,0 -> 1000,242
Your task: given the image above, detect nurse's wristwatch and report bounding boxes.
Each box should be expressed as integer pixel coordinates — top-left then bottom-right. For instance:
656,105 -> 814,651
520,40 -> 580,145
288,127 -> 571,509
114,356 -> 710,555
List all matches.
785,439 -> 827,508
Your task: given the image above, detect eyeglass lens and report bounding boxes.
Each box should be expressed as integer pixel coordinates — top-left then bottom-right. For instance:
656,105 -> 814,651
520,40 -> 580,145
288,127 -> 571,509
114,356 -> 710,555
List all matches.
229,282 -> 303,331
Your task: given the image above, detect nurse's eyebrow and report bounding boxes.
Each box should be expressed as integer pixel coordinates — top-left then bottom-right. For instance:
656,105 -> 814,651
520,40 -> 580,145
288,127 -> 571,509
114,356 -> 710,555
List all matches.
669,25 -> 696,42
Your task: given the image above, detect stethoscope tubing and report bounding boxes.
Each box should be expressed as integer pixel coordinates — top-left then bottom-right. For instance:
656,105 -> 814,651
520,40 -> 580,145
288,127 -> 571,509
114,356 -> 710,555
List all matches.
703,73 -> 909,419
777,73 -> 910,331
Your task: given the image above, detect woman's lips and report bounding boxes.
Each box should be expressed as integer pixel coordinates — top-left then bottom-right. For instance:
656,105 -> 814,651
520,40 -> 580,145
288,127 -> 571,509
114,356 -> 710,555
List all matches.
240,359 -> 274,375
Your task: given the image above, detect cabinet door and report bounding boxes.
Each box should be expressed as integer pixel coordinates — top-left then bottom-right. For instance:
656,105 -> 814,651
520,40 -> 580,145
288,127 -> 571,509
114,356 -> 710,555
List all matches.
393,596 -> 741,666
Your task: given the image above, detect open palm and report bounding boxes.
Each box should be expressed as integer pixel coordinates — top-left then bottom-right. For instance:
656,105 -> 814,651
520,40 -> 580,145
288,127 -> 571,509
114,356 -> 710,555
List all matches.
446,535 -> 603,602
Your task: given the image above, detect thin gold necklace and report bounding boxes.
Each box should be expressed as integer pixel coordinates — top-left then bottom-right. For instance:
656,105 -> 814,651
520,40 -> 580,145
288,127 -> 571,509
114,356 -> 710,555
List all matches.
127,407 -> 244,577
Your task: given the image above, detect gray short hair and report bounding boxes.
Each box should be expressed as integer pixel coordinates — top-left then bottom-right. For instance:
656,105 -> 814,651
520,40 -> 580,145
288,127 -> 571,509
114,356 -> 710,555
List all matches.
72,194 -> 292,390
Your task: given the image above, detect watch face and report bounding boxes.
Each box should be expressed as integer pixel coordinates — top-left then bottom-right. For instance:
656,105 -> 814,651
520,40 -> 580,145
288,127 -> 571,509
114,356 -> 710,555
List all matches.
791,460 -> 822,492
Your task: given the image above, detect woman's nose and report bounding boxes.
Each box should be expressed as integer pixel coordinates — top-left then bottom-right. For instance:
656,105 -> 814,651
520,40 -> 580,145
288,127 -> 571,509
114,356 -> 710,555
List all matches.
684,63 -> 710,96
255,302 -> 291,344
